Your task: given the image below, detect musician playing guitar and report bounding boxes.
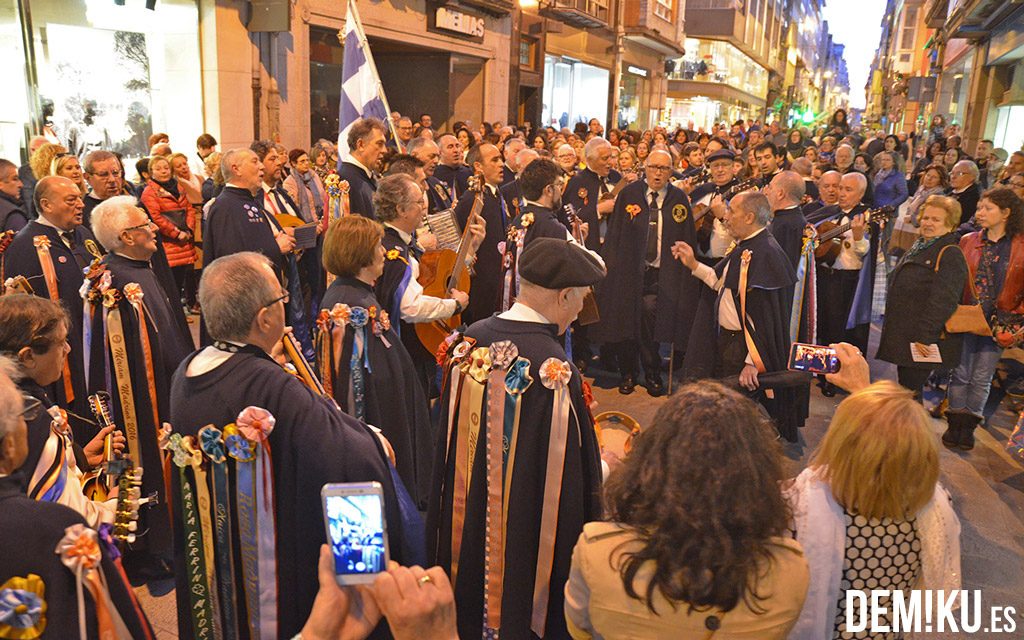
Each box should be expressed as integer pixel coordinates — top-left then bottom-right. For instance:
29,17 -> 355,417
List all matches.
376,173 -> 485,398
689,149 -> 746,266
563,137 -> 631,251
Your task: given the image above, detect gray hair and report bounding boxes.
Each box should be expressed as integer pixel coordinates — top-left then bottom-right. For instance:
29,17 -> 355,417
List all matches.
221,148 -> 255,181
406,137 -> 436,156
583,137 -> 611,163
953,160 -> 980,182
199,252 -> 279,343
555,144 -> 575,157
646,149 -> 672,166
372,174 -> 421,223
515,148 -> 539,171
841,171 -> 868,195
771,171 -> 806,206
791,157 -> 813,177
91,195 -> 140,252
0,355 -> 22,441
734,191 -> 773,227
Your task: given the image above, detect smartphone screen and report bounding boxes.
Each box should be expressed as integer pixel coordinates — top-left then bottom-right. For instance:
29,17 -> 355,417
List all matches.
322,482 -> 388,584
788,342 -> 841,375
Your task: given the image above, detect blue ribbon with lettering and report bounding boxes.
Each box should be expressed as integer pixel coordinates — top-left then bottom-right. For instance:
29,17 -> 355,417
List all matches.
199,426 -> 240,640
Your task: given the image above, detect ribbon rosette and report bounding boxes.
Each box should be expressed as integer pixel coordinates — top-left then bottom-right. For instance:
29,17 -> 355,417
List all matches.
521,213 -> 534,228
385,249 -> 402,261
465,347 -> 492,383
451,338 -> 476,361
316,309 -> 331,333
329,303 -> 351,327
374,309 -> 392,335
625,203 -> 642,219
55,524 -> 102,573
224,424 -> 255,462
348,306 -> 369,328
489,340 -> 519,370
539,358 -> 572,390
505,358 -> 534,396
32,235 -> 50,250
163,433 -> 197,468
199,425 -> 226,464
101,288 -> 122,309
0,574 -> 47,637
122,282 -> 144,305
96,523 -> 122,562
236,406 -> 275,443
741,248 -> 752,265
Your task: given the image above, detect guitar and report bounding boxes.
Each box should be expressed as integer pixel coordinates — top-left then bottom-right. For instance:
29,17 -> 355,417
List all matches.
814,206 -> 896,263
282,332 -> 327,396
415,174 -> 483,355
693,179 -> 760,237
563,203 -> 601,326
598,174 -> 637,203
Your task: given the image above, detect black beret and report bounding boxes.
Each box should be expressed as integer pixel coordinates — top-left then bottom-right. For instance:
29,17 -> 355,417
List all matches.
518,238 -> 605,289
706,149 -> 736,164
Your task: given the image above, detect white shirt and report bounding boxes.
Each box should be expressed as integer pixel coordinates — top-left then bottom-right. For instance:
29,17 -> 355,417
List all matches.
645,185 -> 668,268
498,301 -> 553,325
187,340 -> 249,376
385,224 -> 458,322
691,227 -> 767,365
346,156 -> 374,180
831,209 -> 870,270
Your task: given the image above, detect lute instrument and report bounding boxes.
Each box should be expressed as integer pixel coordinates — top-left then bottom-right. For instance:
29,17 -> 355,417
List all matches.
598,174 -> 636,202
415,174 -> 484,355
282,332 -> 327,396
693,179 -> 760,238
82,392 -> 127,502
814,206 -> 896,263
563,203 -> 601,326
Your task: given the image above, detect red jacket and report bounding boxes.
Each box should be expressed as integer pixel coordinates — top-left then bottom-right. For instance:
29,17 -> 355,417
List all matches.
959,231 -> 1024,314
140,180 -> 196,268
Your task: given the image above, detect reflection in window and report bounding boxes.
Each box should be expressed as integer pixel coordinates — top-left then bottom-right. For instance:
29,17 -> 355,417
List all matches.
669,38 -> 768,98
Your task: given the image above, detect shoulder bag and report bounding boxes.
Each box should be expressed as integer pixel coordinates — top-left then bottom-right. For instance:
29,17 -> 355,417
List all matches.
935,245 -> 992,336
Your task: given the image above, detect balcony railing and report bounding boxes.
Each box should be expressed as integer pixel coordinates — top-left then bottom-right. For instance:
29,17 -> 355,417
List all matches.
540,0 -> 610,29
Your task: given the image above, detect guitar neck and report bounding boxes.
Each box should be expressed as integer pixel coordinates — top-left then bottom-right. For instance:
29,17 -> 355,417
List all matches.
818,208 -> 891,242
449,190 -> 484,289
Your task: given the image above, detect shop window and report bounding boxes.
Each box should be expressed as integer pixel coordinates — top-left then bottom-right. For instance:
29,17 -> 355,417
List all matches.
310,25 -> 342,143
0,0 -> 29,162
671,38 -> 768,98
519,37 -> 538,71
993,105 -> 1024,153
542,55 -> 609,130
26,0 -> 203,171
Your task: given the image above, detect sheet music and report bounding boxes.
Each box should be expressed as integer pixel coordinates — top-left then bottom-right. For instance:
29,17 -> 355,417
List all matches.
425,209 -> 462,252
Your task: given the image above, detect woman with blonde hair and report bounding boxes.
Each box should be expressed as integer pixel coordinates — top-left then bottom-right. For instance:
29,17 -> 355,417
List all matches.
29,142 -> 67,180
50,153 -> 87,195
787,380 -> 961,639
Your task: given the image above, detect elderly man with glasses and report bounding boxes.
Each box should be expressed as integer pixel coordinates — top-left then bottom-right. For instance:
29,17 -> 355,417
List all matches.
591,149 -> 700,396
949,159 -> 982,227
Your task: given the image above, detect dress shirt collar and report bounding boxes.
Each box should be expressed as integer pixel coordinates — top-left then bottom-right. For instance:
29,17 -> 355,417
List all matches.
499,301 -> 553,325
347,156 -> 373,179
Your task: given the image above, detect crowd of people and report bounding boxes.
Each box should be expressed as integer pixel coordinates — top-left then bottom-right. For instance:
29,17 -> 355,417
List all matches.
0,103 -> 1020,639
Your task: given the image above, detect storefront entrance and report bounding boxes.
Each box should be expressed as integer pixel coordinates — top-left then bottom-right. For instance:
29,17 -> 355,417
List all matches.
542,55 -> 609,131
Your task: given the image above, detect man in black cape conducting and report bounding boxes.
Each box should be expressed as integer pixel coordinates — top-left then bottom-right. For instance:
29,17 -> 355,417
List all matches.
673,191 -> 805,441
168,251 -> 417,639
88,196 -> 197,580
591,148 -> 700,396
428,238 -> 605,640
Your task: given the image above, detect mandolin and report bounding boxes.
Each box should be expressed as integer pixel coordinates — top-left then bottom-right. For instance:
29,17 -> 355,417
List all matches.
282,332 -> 327,397
814,206 -> 896,263
415,174 -> 484,355
82,392 -> 127,502
563,203 -> 601,326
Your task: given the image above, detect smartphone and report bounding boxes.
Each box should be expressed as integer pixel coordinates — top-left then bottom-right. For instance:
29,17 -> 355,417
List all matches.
321,482 -> 389,585
787,342 -> 841,375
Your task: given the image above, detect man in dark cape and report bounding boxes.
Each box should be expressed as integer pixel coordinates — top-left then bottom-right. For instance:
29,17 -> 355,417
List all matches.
592,149 -> 699,395
2,177 -> 100,442
677,191 -> 804,441
689,149 -> 746,266
87,197 -> 197,568
408,137 -> 454,214
454,143 -> 507,324
803,170 -> 841,219
0,366 -> 155,639
320,268 -> 434,511
427,238 -> 604,640
562,138 -> 623,251
766,171 -> 809,266
169,251 -> 415,639
500,137 -> 527,186
337,119 -> 387,219
434,134 -> 473,200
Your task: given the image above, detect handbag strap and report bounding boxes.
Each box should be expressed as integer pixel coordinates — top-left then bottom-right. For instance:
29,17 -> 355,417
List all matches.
935,244 -> 980,304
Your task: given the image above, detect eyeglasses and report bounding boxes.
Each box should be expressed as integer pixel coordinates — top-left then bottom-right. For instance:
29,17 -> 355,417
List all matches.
122,221 -> 156,233
262,288 -> 290,309
20,395 -> 44,422
646,165 -> 673,173
90,170 -> 122,179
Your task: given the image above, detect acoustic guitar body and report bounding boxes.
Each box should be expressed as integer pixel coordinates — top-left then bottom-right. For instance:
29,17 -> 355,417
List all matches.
415,248 -> 471,356
814,220 -> 843,262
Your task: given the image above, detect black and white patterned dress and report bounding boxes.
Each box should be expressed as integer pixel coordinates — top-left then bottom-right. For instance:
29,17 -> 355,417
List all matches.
833,511 -> 921,639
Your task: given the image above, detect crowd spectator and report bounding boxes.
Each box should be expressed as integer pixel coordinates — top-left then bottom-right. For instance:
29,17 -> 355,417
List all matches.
565,382 -> 809,638
944,188 -> 1024,449
140,155 -> 197,306
0,158 -> 29,232
904,164 -> 950,225
877,195 -> 968,393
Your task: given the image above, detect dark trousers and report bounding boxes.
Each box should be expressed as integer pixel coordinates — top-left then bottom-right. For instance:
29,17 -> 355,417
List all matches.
898,366 -> 932,396
614,267 -> 661,378
816,265 -> 869,353
171,265 -> 197,307
715,329 -> 748,378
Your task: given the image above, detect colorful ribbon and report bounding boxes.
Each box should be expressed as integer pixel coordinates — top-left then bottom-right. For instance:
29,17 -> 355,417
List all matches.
198,425 -> 239,640
0,574 -> 47,639
55,524 -> 132,640
33,235 -> 73,403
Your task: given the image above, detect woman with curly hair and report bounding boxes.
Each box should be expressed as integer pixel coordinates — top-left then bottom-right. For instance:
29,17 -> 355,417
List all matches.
564,382 -> 809,638
29,142 -> 67,181
787,380 -> 960,638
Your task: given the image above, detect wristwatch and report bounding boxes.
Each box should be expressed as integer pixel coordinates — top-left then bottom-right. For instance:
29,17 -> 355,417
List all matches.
453,300 -> 464,315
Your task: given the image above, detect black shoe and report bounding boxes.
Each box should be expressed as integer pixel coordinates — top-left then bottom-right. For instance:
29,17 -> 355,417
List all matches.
618,375 -> 636,395
958,414 -> 982,451
645,375 -> 665,397
942,411 -> 968,449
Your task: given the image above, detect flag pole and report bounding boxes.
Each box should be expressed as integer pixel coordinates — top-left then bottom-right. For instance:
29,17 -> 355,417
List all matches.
346,0 -> 400,145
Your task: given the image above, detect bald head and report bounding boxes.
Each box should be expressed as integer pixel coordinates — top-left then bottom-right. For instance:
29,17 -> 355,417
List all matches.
818,170 -> 842,205
791,157 -> 813,177
34,176 -> 84,231
644,149 -> 674,190
768,171 -> 805,209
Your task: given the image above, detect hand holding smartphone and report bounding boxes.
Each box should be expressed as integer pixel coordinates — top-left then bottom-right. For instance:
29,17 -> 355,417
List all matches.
787,342 -> 842,375
321,482 -> 389,585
